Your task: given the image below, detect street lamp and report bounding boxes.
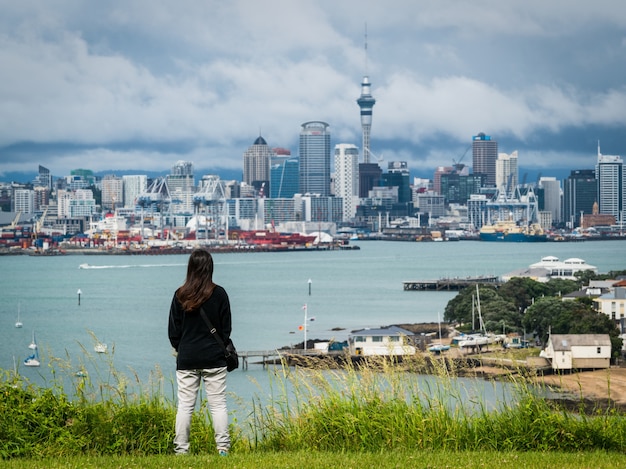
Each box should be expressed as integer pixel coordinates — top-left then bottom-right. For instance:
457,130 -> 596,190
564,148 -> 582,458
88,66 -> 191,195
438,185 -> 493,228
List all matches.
308,278 -> 312,296
77,289 -> 82,306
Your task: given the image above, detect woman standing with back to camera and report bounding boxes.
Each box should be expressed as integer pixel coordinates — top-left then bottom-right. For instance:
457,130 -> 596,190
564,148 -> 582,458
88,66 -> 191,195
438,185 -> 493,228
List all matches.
168,247 -> 232,456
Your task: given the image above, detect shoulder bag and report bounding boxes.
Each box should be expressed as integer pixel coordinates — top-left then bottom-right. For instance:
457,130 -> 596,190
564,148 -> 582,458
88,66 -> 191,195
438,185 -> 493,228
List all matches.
199,306 -> 239,372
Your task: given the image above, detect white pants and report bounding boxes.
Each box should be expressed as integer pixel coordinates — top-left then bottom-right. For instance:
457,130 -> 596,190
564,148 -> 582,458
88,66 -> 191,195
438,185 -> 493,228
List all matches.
174,367 -> 229,454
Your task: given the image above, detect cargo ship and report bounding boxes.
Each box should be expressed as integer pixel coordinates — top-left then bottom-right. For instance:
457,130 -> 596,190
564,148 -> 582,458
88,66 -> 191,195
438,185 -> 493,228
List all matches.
230,229 -> 317,247
479,220 -> 548,242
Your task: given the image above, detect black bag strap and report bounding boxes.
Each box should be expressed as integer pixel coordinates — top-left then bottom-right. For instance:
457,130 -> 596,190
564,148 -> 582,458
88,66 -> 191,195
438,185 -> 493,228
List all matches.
199,306 -> 227,352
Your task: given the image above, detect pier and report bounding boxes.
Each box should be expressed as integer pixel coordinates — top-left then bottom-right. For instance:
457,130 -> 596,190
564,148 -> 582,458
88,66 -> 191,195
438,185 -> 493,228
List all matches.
238,349 -> 339,370
403,276 -> 501,291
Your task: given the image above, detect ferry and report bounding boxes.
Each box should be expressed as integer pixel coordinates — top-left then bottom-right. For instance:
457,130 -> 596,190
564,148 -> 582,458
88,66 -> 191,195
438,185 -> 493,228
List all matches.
479,220 -> 547,242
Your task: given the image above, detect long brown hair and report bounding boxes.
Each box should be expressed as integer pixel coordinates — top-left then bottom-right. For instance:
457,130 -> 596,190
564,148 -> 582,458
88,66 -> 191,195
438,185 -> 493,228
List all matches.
176,247 -> 215,311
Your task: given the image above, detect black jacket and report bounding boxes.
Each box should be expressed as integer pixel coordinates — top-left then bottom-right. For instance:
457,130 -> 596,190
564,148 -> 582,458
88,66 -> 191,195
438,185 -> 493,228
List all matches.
168,285 -> 232,370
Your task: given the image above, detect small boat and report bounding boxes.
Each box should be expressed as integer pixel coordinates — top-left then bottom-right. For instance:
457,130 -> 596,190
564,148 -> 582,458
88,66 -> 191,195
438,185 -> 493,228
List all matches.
24,330 -> 40,367
94,342 -> 108,353
15,302 -> 23,328
428,343 -> 450,353
428,312 -> 450,353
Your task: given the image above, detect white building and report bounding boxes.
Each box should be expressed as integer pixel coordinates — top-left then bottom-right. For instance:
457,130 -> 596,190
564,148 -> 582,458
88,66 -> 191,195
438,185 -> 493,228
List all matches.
334,143 -> 359,221
101,175 -> 123,210
539,176 -> 562,225
348,326 -> 416,356
596,151 -> 624,222
501,256 -> 597,282
594,286 -> 626,321
540,334 -> 611,370
13,189 -> 34,214
496,150 -> 518,198
123,175 -> 148,208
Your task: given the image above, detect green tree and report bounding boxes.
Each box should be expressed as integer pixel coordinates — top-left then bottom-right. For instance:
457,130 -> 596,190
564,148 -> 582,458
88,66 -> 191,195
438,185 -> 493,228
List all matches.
497,277 -> 551,312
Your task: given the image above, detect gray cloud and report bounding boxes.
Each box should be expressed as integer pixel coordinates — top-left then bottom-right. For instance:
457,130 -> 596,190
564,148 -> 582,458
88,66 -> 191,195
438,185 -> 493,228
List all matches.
0,0 -> 625,178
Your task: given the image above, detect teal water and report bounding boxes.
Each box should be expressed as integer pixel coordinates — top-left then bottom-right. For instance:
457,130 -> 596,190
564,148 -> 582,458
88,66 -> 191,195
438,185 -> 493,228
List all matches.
1,240 -> 625,410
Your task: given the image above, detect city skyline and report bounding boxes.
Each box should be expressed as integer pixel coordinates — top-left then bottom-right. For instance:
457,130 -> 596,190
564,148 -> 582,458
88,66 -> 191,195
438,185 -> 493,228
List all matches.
0,1 -> 625,180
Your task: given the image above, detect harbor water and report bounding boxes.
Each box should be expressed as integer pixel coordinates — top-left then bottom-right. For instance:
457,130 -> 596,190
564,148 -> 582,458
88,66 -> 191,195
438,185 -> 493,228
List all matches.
1,239 -> 626,412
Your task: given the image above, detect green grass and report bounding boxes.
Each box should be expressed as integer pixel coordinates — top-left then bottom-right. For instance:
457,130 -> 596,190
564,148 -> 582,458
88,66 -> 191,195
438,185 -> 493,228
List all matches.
2,346 -> 626,467
3,450 -> 626,469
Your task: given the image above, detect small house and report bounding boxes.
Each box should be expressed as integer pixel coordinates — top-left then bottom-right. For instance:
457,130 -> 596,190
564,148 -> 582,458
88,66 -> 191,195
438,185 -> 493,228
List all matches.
540,334 -> 611,371
348,326 -> 416,356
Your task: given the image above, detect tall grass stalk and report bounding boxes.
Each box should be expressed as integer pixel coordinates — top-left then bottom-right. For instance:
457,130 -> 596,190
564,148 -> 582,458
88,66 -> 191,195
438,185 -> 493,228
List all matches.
3,343 -> 626,460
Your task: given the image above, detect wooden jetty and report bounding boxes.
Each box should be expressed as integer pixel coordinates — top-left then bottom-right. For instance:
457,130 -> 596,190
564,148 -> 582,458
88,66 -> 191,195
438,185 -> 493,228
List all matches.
403,276 -> 501,291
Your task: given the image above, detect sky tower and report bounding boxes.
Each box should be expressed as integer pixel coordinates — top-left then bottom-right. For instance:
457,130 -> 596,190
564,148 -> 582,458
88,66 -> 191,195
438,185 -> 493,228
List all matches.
356,26 -> 376,163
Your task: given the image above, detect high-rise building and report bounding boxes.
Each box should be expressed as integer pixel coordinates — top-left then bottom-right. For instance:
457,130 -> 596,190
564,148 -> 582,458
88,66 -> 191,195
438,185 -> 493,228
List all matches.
243,136 -> 273,194
13,189 -> 34,213
334,144 -> 359,221
538,177 -> 562,225
122,175 -> 148,208
270,150 -> 299,199
168,161 -> 195,214
472,133 -> 498,187
563,169 -> 597,227
381,161 -> 412,204
299,121 -> 331,196
596,153 -> 624,221
33,165 -> 52,191
357,76 -> 376,163
496,151 -> 518,197
101,175 -> 123,211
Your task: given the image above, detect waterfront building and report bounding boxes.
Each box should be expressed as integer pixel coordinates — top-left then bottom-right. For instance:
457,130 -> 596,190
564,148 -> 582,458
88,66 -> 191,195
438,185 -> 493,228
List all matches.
259,198 -> 296,225
101,175 -> 123,211
538,177 -> 562,225
226,198 -> 259,230
243,136 -> 273,194
122,175 -> 148,209
168,161 -> 195,214
270,152 -> 299,198
416,194 -> 446,219
467,194 -> 488,229
301,195 -> 343,223
357,75 -> 376,163
299,121 -> 331,196
472,132 -> 498,187
496,151 -> 518,197
596,151 -> 624,221
334,144 -> 359,221
563,169 -> 597,228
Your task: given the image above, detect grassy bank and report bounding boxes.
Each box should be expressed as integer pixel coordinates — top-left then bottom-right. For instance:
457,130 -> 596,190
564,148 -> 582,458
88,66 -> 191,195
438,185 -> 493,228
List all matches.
2,349 -> 626,465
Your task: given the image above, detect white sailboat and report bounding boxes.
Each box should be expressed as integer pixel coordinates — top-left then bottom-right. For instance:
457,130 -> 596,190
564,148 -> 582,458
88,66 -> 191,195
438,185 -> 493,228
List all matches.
428,311 -> 450,353
15,302 -> 23,328
24,330 -> 40,367
457,285 -> 499,350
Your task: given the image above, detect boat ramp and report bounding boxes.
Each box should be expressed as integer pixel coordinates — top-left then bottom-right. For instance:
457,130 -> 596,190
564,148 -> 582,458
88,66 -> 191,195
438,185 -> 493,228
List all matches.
403,276 -> 501,291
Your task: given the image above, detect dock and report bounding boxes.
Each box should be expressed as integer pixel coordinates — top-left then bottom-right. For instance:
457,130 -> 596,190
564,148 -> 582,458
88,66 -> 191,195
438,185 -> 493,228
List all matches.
238,349 -> 339,370
403,276 -> 501,291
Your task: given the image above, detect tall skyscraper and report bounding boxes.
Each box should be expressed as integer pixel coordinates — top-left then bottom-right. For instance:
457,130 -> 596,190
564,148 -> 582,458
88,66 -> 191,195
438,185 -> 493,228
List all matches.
299,121 -> 331,196
596,149 -> 624,221
270,152 -> 299,198
357,76 -> 376,163
496,151 -> 518,197
563,169 -> 597,227
122,175 -> 148,208
168,161 -> 195,214
538,176 -> 562,225
472,133 -> 498,187
243,136 -> 273,193
334,143 -> 359,221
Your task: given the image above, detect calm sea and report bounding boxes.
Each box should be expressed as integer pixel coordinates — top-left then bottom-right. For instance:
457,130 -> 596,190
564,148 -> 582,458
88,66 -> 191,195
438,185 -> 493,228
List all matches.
2,239 -> 625,410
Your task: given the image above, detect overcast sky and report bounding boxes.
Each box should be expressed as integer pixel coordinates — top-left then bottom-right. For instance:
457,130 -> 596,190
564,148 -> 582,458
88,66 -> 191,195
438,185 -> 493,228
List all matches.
1,0 -> 625,180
